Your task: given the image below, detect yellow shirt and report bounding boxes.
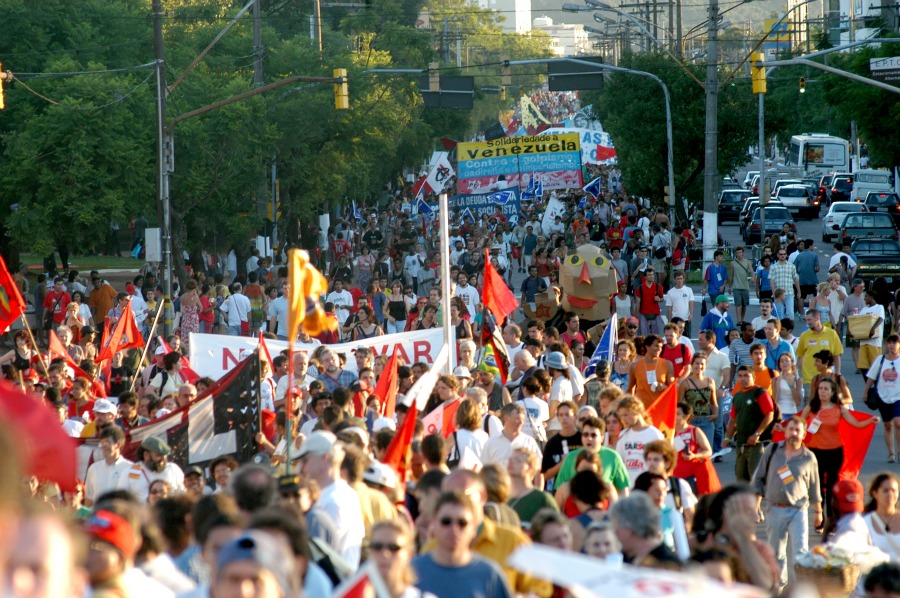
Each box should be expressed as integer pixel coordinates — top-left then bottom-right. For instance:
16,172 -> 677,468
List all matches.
796,327 -> 844,383
352,482 -> 397,538
422,517 -> 552,597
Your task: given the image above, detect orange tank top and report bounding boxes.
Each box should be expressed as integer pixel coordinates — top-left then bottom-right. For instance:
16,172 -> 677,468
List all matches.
634,359 -> 669,408
806,405 -> 842,450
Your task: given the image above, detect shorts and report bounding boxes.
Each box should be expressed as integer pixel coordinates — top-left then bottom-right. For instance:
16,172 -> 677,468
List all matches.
733,289 -> 750,307
875,396 -> 900,423
859,344 -> 882,370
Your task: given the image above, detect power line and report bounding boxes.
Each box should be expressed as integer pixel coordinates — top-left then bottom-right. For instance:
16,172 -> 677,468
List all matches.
12,62 -> 157,79
11,69 -> 156,110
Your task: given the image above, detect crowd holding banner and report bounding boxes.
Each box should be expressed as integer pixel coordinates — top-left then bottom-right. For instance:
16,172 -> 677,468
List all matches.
0,91 -> 898,598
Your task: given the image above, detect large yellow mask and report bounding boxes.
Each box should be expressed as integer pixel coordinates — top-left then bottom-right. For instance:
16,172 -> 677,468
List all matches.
559,244 -> 618,321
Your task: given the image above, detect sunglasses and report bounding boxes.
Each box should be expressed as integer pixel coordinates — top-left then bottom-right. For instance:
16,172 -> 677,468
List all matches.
582,432 -> 600,438
369,542 -> 404,552
439,517 -> 470,528
627,325 -> 638,329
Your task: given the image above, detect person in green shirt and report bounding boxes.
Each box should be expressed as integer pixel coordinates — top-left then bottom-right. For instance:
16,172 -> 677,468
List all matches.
507,448 -> 558,528
728,246 -> 755,323
554,416 -> 630,495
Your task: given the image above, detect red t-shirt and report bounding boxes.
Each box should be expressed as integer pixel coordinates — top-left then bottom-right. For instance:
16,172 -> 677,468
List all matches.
68,398 -> 94,420
661,343 -> 692,378
635,282 -> 662,316
43,291 -> 72,324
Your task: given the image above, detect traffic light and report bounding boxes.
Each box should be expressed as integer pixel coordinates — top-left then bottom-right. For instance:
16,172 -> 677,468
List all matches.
500,58 -> 511,87
333,68 -> 348,110
428,62 -> 439,92
750,52 -> 766,95
500,86 -> 506,101
799,77 -> 806,93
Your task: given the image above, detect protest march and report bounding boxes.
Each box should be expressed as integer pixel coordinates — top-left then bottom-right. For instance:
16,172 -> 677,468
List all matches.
0,90 -> 898,598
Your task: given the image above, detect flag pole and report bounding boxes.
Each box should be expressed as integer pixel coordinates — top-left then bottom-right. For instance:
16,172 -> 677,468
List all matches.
439,192 -> 453,375
129,302 -> 164,393
20,318 -> 51,380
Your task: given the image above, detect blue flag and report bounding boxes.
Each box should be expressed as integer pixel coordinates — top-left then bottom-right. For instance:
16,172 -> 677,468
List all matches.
584,312 -> 618,378
352,201 -> 364,222
583,176 -> 603,199
521,174 -> 543,201
487,189 -> 516,206
416,196 -> 433,216
462,208 -> 476,223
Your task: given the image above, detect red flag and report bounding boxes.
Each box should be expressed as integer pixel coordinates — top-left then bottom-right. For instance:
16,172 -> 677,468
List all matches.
0,379 -> 77,491
97,303 -> 143,362
839,410 -> 877,480
382,402 -> 417,485
421,399 -> 460,438
158,337 -> 200,384
479,311 -> 510,385
482,250 -> 518,324
0,255 -> 26,334
48,330 -> 106,396
258,332 -> 273,370
375,346 -> 400,419
333,562 -> 392,598
647,383 -> 677,441
439,137 -> 458,151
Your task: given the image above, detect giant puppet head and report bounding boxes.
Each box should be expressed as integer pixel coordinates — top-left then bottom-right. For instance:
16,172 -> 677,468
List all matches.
559,244 -> 618,321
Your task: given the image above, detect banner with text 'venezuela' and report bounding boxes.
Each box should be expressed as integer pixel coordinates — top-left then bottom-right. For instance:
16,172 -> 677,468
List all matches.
456,133 -> 583,194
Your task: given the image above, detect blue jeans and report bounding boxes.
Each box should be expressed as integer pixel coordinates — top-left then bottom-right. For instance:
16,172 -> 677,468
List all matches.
227,325 -> 241,336
713,397 -> 731,452
766,505 -> 809,588
692,416 -> 715,450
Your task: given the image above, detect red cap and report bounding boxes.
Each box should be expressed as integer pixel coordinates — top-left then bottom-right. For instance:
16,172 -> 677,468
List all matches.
84,510 -> 136,559
125,283 -> 136,295
833,479 -> 865,513
625,316 -> 639,326
618,281 -> 627,288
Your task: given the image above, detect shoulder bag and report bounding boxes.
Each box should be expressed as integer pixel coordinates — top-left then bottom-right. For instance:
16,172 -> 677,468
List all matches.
866,356 -> 887,411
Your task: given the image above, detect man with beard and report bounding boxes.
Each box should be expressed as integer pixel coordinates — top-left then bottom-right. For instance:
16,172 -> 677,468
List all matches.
115,392 -> 148,430
118,436 -> 185,502
316,348 -> 358,394
85,425 -> 132,507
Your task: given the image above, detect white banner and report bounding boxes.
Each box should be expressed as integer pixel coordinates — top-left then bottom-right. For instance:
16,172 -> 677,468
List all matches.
189,329 -> 450,381
425,152 -> 455,194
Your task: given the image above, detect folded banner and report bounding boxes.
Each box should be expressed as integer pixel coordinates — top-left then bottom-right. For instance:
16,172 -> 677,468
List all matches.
189,328 -> 450,381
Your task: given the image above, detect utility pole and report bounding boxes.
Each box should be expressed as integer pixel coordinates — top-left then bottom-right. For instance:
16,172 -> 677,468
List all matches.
253,0 -> 264,86
314,0 -> 323,53
153,0 -> 174,337
702,0 -> 719,271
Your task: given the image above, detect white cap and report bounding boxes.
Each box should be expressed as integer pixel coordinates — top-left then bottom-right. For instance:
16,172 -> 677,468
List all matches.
363,461 -> 398,489
373,417 -> 396,433
452,366 -> 472,380
297,431 -> 338,458
93,398 -> 117,415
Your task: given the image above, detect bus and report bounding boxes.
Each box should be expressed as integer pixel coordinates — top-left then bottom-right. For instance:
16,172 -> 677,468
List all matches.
785,133 -> 851,176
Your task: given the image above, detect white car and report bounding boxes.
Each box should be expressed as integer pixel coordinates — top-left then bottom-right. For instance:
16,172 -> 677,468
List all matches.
743,171 -> 759,189
822,201 -> 867,242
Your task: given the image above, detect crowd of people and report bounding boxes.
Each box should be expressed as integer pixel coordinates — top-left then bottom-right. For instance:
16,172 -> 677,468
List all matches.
2,131 -> 900,596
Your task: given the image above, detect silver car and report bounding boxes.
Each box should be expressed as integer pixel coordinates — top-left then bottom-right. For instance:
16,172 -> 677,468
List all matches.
822,201 -> 867,242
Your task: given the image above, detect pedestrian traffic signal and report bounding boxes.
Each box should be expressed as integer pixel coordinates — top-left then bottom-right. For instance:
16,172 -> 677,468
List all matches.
750,52 -> 766,95
799,77 -> 806,93
333,68 -> 348,110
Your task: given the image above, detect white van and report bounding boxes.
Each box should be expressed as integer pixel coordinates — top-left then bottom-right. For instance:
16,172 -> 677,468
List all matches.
850,169 -> 894,202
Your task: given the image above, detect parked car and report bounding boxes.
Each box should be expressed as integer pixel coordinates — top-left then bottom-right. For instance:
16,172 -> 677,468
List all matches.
864,191 -> 900,226
851,238 -> 900,290
718,189 -> 752,222
773,184 -> 819,219
744,206 -> 797,244
834,212 -> 899,244
822,202 -> 867,242
828,173 -> 854,203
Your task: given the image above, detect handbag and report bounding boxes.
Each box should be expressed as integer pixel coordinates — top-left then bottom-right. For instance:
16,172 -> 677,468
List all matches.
866,355 -> 887,411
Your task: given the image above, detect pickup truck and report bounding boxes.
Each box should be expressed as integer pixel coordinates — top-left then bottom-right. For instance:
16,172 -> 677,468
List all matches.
851,238 -> 900,290
835,212 -> 899,244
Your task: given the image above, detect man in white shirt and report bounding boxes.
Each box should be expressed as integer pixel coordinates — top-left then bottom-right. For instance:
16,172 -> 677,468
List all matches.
297,431 -> 365,568
125,282 -> 150,336
267,281 -> 290,340
858,289 -> 886,374
751,298 -> 776,333
828,242 -> 858,270
404,244 -> 426,291
481,403 -> 542,467
275,351 -> 317,407
502,323 -> 524,364
665,270 -> 695,336
453,272 -> 480,316
117,436 -> 185,503
219,282 -> 252,336
84,425 -> 133,506
325,280 -> 353,326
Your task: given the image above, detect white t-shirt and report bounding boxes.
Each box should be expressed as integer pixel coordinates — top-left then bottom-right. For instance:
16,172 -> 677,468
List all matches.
447,428 -> 489,462
85,456 -> 134,504
313,479 -> 365,568
550,376 -> 573,407
829,252 -> 857,270
665,286 -> 695,320
325,290 -> 353,324
616,425 -> 665,485
703,349 -> 731,389
517,397 -> 550,442
117,461 -> 185,503
481,432 -> 542,468
859,303 -> 886,347
454,284 -> 481,312
867,355 -> 900,404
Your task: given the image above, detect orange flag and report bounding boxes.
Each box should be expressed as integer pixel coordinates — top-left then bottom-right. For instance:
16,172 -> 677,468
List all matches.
0,255 -> 26,334
375,346 -> 400,419
839,410 -> 877,480
647,382 -> 677,441
96,302 -> 143,362
482,249 -> 518,324
287,249 -> 334,342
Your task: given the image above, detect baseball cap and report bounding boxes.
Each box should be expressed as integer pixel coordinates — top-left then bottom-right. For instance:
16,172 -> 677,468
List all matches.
625,316 -> 639,326
715,294 -> 730,304
141,436 -> 171,456
277,474 -> 302,495
452,366 -> 472,380
297,430 -> 338,459
833,479 -> 865,513
93,398 -> 118,415
363,461 -> 398,489
84,510 -> 136,559
372,417 -> 396,433
216,532 -> 294,596
185,465 -> 204,478
545,351 -> 567,370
